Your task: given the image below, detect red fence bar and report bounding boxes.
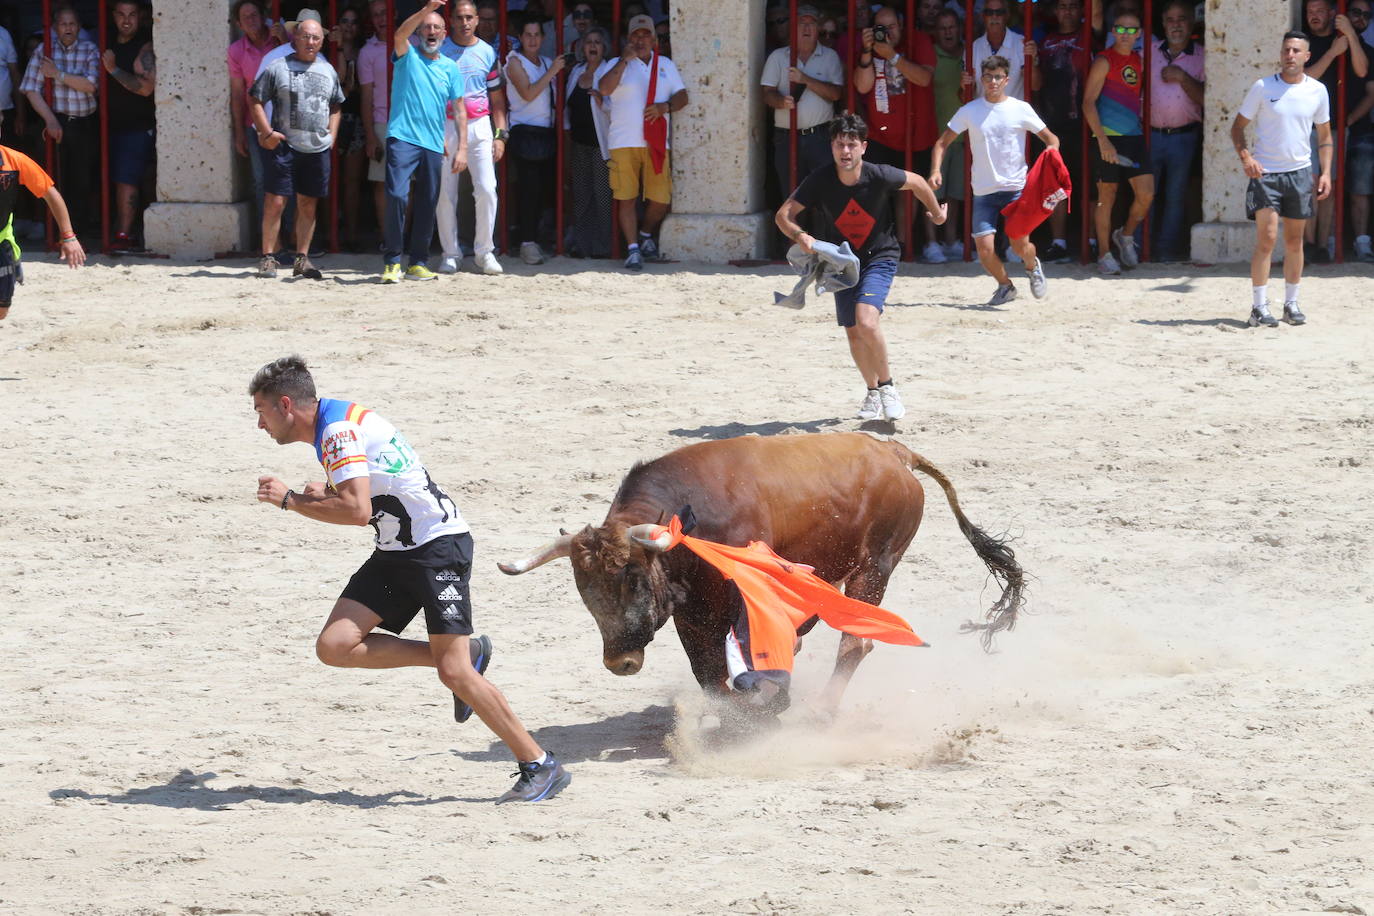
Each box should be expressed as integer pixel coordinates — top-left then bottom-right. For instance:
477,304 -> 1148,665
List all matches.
609,0 -> 621,259
99,0 -> 109,254
1334,0 -> 1347,262
1023,0 -> 1033,102
963,0 -> 973,260
1079,0 -> 1092,263
554,0 -> 565,256
846,0 -> 857,113
43,0 -> 53,250
1140,0 -> 1151,262
327,0 -> 339,253
788,0 -> 798,193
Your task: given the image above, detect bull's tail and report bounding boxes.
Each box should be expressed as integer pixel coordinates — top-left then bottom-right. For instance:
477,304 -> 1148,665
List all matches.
903,446 -> 1026,651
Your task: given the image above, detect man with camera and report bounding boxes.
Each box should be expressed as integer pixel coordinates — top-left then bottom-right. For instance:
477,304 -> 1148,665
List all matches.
760,4 -> 843,192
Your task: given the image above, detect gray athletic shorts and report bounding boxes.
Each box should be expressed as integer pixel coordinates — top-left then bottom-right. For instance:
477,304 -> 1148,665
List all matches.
1246,167 -> 1313,221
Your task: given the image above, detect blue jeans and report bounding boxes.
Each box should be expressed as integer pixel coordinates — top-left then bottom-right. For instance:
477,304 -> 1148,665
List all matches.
1150,126 -> 1200,260
384,137 -> 444,266
971,189 -> 1021,238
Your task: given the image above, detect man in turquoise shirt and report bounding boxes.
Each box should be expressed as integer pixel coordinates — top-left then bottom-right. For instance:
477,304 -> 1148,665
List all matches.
381,0 -> 467,283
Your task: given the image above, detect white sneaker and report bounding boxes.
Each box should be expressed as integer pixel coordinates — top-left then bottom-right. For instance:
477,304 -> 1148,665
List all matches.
475,251 -> 504,275
922,241 -> 947,264
1111,228 -> 1139,268
1357,235 -> 1374,262
879,384 -> 905,421
1098,253 -> 1122,275
439,256 -> 460,275
856,389 -> 882,420
520,241 -> 545,265
1027,258 -> 1047,299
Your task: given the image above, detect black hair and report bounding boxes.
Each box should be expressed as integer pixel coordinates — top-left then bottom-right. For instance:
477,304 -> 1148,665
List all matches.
249,355 -> 318,402
231,0 -> 265,25
1282,29 -> 1311,46
830,112 -> 868,142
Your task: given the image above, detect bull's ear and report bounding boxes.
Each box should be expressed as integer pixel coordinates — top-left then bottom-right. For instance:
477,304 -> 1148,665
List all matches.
678,504 -> 698,534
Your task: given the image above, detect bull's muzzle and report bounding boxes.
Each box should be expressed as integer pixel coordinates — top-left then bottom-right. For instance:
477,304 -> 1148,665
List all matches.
604,650 -> 645,676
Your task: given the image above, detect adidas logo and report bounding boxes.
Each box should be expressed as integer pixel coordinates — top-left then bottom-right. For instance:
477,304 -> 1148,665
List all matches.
434,570 -> 462,582
438,584 -> 463,601
441,604 -> 462,620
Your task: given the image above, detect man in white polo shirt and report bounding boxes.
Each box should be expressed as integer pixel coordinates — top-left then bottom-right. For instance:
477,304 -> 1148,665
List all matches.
760,4 -> 843,191
1231,30 -> 1331,328
597,14 -> 688,271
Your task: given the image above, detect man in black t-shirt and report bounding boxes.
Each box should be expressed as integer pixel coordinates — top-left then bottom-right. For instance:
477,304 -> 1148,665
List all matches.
1304,0 -> 1369,261
101,0 -> 156,251
776,112 -> 946,423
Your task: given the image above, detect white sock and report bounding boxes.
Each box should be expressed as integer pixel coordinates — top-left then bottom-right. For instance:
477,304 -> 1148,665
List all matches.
526,752 -> 549,767
1358,234 -> 1371,246
627,242 -> 640,252
1253,286 -> 1268,308
1285,282 -> 1300,303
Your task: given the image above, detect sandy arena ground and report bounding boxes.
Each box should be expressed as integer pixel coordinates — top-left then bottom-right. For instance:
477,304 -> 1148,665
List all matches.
1,251 -> 1371,915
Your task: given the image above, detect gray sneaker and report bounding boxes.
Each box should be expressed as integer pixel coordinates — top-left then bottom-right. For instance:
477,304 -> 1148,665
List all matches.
1111,228 -> 1139,268
1282,301 -> 1306,326
256,255 -> 279,278
639,237 -> 661,261
453,634 -> 493,724
1026,259 -> 1047,299
625,248 -> 644,271
988,283 -> 1017,306
856,388 -> 882,420
1248,303 -> 1279,327
496,753 -> 571,804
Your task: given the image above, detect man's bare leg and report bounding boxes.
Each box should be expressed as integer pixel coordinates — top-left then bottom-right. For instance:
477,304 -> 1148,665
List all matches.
431,634 -> 543,762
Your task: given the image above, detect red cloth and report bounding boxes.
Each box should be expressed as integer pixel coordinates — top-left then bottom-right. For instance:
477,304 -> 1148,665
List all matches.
650,516 -> 925,674
1000,147 -> 1072,240
644,50 -> 668,174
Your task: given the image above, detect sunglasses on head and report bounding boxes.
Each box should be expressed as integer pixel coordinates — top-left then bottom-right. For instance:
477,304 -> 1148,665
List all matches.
1113,24 -> 1140,33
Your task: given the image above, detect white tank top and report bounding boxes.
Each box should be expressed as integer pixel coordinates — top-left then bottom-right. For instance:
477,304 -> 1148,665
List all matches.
506,51 -> 555,128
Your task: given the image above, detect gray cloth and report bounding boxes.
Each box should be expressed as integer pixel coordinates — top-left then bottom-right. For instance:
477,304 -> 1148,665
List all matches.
773,239 -> 861,309
250,54 -> 345,154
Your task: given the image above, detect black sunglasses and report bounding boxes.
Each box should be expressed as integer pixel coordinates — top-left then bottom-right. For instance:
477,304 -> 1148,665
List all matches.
768,17 -> 788,25
1350,7 -> 1372,16
573,8 -> 594,17
983,7 -> 1007,15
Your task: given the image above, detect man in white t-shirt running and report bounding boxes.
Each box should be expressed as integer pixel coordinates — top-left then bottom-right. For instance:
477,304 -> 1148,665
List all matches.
1231,31 -> 1332,328
930,55 -> 1059,306
250,355 -> 570,805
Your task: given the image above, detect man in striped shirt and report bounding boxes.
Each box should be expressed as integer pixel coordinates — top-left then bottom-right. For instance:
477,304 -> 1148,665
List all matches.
20,5 -> 98,234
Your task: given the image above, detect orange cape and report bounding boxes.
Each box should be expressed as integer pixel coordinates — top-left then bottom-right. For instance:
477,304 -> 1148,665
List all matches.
650,516 -> 926,674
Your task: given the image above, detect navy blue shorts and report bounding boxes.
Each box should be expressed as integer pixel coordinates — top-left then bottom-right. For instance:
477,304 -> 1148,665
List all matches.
834,257 -> 897,327
110,128 -> 155,186
259,142 -> 331,199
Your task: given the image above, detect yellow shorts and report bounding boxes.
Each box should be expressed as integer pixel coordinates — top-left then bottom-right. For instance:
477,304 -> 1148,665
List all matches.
609,147 -> 673,203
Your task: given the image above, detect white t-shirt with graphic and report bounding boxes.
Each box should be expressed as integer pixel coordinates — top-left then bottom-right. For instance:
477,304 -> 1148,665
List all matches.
313,398 -> 468,551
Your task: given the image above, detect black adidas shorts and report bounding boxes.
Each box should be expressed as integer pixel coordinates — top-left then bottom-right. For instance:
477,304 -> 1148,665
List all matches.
340,532 -> 475,636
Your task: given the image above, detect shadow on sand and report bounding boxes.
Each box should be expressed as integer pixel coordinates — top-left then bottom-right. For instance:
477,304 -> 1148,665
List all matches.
50,769 -> 469,810
451,704 -> 677,765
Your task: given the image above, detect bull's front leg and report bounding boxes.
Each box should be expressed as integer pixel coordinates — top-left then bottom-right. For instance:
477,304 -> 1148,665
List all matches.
815,633 -> 874,717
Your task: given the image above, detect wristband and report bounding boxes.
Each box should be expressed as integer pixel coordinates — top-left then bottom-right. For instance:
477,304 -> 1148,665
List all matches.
59,233 -> 77,243
281,489 -> 294,511
494,127 -> 510,141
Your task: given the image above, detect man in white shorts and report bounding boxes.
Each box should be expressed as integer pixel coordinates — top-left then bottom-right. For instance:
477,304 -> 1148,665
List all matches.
929,55 -> 1059,305
1231,31 -> 1332,328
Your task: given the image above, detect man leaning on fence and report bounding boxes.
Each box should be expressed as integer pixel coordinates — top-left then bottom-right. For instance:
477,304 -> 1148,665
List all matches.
760,5 -> 843,193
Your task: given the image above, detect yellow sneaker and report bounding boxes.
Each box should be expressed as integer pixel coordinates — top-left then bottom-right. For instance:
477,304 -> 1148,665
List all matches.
404,264 -> 438,281
380,262 -> 402,284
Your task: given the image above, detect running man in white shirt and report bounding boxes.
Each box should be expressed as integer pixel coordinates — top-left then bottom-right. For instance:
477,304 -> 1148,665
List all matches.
250,355 -> 570,805
930,55 -> 1059,305
1231,31 -> 1332,328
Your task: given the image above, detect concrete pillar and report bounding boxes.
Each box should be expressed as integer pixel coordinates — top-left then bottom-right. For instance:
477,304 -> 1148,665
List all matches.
143,4 -> 252,258
1190,0 -> 1293,262
659,0 -> 770,260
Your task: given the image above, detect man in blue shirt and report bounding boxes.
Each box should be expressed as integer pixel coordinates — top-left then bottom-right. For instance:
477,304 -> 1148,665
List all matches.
381,0 -> 467,283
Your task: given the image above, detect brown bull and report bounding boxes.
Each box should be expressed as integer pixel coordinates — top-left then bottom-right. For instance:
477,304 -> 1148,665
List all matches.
499,432 -> 1025,713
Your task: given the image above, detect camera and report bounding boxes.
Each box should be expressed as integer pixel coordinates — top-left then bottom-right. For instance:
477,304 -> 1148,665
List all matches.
872,24 -> 889,44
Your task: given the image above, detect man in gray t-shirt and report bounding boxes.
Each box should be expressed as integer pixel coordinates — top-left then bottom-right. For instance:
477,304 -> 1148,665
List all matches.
248,14 -> 344,280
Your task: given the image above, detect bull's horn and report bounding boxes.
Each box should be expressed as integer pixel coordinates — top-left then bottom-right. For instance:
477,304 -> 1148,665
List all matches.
626,524 -> 672,552
497,532 -> 575,575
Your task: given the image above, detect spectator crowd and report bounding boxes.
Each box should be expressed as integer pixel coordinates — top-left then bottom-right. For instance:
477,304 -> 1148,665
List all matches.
2,0 -> 1373,275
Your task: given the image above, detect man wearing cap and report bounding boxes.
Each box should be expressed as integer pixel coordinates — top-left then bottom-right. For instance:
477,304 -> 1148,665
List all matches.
760,5 -> 844,195
597,13 -> 688,271
249,11 -> 344,280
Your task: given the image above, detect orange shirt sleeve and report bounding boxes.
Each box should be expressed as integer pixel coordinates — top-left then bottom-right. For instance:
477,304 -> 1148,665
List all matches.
1,146 -> 56,199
